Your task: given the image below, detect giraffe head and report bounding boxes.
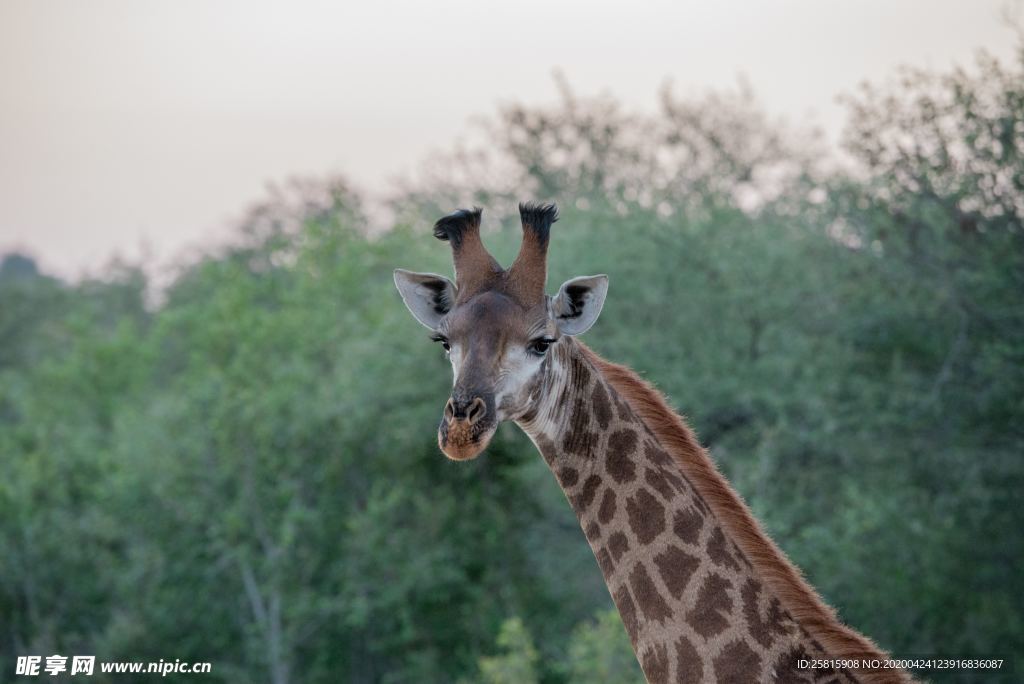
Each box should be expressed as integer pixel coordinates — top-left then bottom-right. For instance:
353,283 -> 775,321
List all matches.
394,203 -> 609,460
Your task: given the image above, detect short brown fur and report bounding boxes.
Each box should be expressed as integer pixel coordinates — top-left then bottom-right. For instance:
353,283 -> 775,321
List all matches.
506,228 -> 548,303
453,227 -> 503,301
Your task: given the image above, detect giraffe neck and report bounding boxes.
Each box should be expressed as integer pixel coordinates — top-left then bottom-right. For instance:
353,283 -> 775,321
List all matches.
516,338 -> 908,684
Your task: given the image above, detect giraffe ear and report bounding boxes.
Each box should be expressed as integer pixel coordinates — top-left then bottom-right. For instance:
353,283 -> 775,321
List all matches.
394,269 -> 457,330
551,275 -> 609,336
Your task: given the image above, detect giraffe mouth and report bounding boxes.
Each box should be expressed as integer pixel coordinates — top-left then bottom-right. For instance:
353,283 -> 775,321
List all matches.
437,416 -> 497,461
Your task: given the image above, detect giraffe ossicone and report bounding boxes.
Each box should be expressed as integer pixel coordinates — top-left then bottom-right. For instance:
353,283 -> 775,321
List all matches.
394,203 -> 914,683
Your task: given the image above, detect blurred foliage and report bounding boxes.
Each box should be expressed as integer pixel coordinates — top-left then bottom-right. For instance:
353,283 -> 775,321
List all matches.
474,618 -> 540,684
564,610 -> 641,684
1,47 -> 1022,683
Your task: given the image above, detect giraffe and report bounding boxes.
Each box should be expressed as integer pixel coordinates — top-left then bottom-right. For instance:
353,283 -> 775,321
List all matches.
393,203 -> 914,683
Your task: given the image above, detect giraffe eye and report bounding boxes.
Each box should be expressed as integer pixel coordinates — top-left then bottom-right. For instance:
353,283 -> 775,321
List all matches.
430,334 -> 451,352
528,337 -> 554,356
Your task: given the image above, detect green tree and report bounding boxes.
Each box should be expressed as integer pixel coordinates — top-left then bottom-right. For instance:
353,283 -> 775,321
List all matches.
565,610 -> 641,684
476,618 -> 539,684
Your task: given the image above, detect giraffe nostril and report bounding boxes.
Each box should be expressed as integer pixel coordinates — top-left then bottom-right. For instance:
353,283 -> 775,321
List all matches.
467,397 -> 486,425
446,396 -> 486,424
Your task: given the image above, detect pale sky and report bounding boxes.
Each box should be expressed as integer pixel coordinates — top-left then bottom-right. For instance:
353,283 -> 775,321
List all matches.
0,0 -> 1019,279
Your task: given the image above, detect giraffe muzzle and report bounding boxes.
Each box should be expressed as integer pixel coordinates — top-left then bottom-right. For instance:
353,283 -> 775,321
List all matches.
438,393 -> 496,460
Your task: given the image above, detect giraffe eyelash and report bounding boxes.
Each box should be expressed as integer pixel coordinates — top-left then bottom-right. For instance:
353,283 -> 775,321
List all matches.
527,337 -> 555,356
429,334 -> 451,352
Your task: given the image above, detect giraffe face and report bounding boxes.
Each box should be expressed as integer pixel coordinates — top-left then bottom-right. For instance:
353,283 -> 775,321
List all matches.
393,203 -> 609,461
433,290 -> 553,460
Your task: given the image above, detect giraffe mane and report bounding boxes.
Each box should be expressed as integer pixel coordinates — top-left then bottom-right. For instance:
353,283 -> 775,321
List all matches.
577,341 -> 913,684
